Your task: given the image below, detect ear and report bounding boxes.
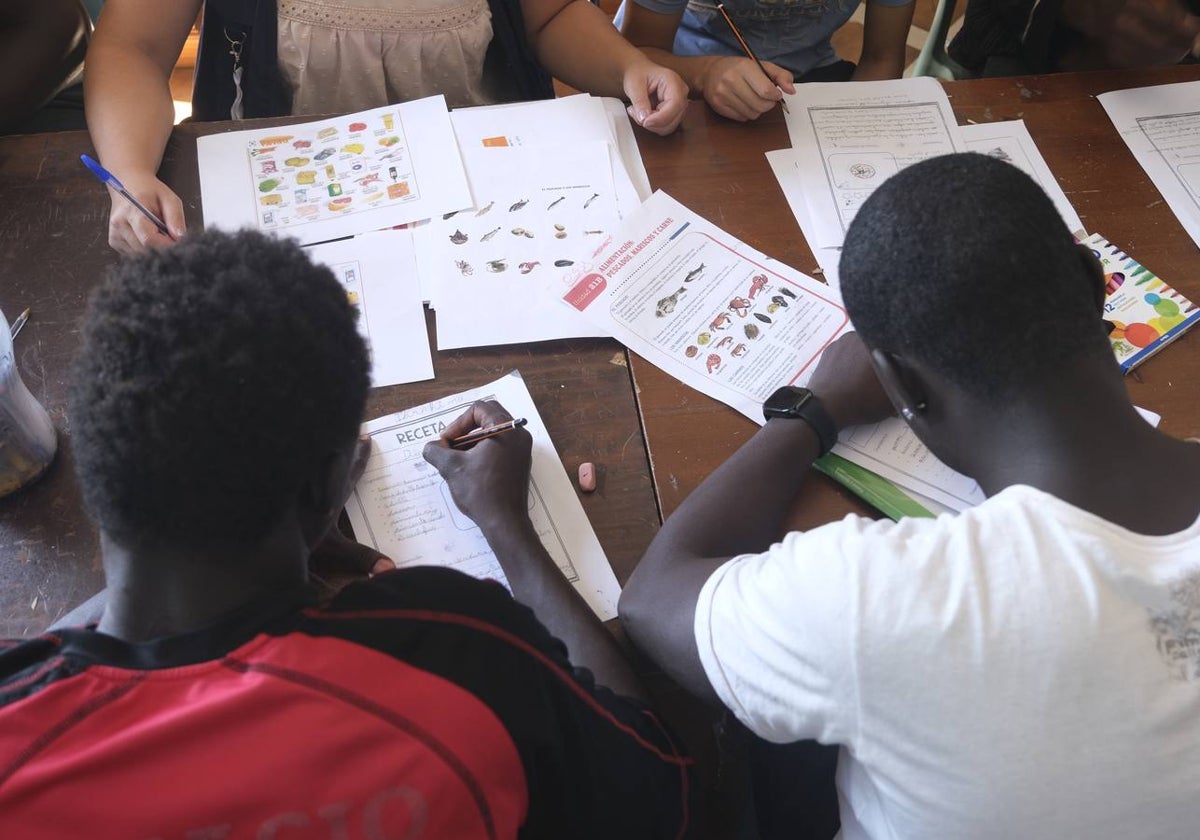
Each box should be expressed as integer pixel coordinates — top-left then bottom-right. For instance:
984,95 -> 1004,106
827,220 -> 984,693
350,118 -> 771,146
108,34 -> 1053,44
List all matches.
1075,244 -> 1107,315
297,446 -> 355,549
869,348 -> 929,423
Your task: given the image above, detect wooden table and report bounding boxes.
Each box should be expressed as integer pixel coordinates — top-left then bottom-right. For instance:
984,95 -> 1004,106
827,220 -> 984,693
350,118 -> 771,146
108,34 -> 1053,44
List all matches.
0,124 -> 660,639
633,64 -> 1200,525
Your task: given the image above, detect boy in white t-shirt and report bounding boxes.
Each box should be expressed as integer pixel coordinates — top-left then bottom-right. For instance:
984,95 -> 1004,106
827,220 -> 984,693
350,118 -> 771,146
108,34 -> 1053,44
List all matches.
620,152 -> 1200,840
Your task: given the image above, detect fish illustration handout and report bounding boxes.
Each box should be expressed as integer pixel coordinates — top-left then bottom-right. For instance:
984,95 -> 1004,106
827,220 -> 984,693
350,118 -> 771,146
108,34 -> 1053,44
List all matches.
583,192 -> 600,209
547,196 -> 565,210
480,227 -> 501,242
509,198 -> 529,212
475,200 -> 494,217
684,263 -> 705,283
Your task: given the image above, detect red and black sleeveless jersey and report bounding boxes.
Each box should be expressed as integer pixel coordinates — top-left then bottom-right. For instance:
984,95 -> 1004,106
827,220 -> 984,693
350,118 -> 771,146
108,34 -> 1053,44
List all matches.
0,568 -> 691,839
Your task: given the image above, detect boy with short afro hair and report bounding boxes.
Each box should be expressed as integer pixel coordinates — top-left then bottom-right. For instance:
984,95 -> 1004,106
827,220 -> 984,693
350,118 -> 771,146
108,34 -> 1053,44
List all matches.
0,229 -> 691,839
621,153 -> 1200,839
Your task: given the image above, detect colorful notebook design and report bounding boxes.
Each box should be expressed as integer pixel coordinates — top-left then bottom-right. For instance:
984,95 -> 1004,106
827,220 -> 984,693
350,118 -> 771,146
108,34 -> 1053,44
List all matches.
1084,233 -> 1200,372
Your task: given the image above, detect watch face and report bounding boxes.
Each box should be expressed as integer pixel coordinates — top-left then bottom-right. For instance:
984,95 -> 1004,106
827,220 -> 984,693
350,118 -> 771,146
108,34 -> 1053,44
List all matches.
765,386 -> 812,416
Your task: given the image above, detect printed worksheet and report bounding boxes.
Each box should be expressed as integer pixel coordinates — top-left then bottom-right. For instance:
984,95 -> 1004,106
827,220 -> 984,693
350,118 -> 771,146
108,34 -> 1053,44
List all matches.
344,371 -> 621,620
304,230 -> 433,388
423,142 -> 617,349
198,97 -> 472,246
961,120 -> 1084,234
783,78 -> 965,249
562,191 -> 852,421
1099,81 -> 1200,250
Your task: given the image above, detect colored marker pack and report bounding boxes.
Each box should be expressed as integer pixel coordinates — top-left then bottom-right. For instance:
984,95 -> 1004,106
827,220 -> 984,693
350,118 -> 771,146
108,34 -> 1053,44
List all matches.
1083,233 -> 1200,373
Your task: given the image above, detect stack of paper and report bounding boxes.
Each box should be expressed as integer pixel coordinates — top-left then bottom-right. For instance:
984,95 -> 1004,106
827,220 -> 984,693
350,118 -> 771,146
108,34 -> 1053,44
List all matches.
415,95 -> 652,349
769,79 -> 1083,288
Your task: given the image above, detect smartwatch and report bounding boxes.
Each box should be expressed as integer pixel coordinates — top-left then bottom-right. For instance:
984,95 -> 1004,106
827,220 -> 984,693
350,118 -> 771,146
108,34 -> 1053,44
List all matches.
762,386 -> 839,457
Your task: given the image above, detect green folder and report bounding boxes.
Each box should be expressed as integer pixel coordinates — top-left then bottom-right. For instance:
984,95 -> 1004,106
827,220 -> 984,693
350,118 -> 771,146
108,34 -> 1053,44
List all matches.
813,453 -> 936,522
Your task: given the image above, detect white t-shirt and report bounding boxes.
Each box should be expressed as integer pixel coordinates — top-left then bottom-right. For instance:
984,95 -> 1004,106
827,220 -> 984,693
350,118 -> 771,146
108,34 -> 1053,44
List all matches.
695,484 -> 1200,840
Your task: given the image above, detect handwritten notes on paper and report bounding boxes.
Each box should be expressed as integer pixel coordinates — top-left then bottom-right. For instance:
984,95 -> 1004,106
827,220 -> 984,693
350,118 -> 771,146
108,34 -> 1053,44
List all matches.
344,372 -> 621,620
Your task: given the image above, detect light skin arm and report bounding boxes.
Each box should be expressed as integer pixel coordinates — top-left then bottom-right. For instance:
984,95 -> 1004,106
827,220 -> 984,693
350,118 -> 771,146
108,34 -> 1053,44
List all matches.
620,3 -> 794,122
853,1 -> 916,81
424,401 -> 648,701
523,0 -> 688,134
84,0 -> 199,254
619,334 -> 895,703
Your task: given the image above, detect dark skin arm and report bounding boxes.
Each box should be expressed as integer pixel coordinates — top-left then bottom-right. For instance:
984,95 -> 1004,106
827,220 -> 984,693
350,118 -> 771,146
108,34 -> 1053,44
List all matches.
424,400 -> 647,702
619,333 -> 894,703
0,0 -> 89,132
1058,0 -> 1200,68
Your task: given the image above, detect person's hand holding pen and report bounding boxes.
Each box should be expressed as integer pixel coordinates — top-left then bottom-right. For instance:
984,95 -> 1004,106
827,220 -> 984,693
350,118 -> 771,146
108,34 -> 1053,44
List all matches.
94,162 -> 186,256
423,400 -> 534,531
698,56 -> 795,122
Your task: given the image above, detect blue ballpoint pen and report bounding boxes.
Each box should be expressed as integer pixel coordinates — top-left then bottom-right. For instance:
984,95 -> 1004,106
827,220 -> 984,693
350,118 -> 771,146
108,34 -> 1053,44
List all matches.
80,154 -> 174,238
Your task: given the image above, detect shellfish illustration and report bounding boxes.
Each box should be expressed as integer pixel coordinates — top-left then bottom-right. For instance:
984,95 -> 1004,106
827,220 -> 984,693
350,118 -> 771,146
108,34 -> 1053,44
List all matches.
449,229 -> 468,245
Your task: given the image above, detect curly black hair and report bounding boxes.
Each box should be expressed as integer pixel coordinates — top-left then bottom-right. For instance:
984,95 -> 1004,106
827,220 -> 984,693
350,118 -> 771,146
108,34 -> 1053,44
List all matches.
839,152 -> 1109,400
69,229 -> 370,551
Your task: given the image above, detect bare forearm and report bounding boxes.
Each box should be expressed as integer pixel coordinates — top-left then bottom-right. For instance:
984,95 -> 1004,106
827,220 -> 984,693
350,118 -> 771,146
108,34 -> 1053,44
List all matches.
646,419 -> 820,566
483,515 -> 647,701
530,0 -> 650,96
84,43 -> 176,177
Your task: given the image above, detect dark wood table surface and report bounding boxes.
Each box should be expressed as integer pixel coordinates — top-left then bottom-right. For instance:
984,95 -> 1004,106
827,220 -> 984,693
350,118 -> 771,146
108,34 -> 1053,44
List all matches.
633,64 -> 1200,526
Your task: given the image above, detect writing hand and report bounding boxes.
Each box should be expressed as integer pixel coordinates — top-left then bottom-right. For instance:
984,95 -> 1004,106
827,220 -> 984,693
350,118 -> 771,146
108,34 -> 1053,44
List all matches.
807,332 -> 895,431
107,172 -> 186,255
624,60 -> 689,135
700,57 -> 794,122
422,400 -> 534,530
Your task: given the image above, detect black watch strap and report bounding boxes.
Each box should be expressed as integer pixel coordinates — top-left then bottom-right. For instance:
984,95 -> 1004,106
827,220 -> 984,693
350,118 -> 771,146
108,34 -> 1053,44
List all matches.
763,386 -> 839,457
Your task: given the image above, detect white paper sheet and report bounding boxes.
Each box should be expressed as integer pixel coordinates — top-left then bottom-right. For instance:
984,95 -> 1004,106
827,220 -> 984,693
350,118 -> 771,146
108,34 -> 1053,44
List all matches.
304,230 -> 433,388
424,143 -> 617,349
197,97 -> 472,246
561,191 -> 852,421
449,94 -> 646,220
1099,81 -> 1200,249
783,78 -> 965,249
766,148 -> 844,290
961,120 -> 1084,234
345,371 -> 622,620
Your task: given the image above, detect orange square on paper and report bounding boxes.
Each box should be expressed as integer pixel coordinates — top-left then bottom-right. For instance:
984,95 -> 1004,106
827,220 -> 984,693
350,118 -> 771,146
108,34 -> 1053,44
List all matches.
481,136 -> 510,148
387,182 -> 410,199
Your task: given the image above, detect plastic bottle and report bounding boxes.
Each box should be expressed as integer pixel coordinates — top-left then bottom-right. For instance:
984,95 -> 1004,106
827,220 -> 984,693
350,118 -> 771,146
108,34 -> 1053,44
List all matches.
0,307 -> 57,497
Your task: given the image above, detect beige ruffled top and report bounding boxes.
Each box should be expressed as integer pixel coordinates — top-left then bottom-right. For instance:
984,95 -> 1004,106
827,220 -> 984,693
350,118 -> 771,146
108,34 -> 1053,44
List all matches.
277,0 -> 497,115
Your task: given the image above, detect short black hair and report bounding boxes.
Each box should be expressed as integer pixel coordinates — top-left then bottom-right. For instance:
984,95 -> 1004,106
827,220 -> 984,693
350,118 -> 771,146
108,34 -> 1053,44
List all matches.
839,152 -> 1109,399
70,229 -> 370,551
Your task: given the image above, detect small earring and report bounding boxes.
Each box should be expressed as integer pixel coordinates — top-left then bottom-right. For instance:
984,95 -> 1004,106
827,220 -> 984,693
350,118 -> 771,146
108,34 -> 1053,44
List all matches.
901,407 -> 915,422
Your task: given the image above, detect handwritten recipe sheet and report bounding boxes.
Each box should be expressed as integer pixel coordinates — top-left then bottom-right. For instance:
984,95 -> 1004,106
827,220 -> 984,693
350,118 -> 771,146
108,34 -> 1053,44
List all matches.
345,371 -> 622,620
